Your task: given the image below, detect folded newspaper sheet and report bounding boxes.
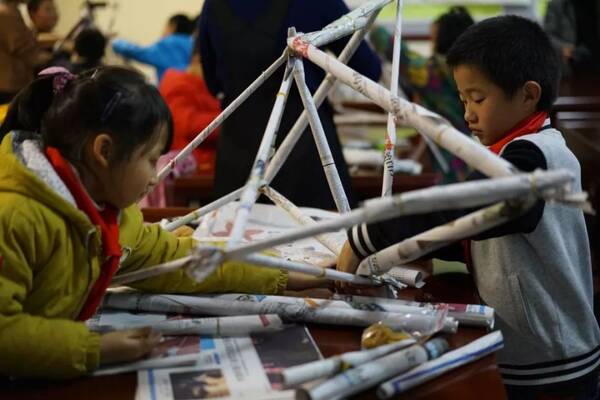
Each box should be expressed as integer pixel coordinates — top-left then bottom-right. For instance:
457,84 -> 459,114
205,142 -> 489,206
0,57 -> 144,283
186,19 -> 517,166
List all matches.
193,202 -> 346,267
103,292 -> 455,336
134,324 -> 322,400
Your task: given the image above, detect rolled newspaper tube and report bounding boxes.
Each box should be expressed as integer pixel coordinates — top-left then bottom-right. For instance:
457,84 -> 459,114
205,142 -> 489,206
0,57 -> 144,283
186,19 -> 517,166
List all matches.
165,15 -> 377,234
205,293 -> 457,333
228,60 -> 296,246
377,331 -> 504,398
301,0 -> 393,48
282,336 -> 416,388
102,293 -> 454,335
297,338 -> 449,400
386,266 -> 425,288
293,57 -> 350,213
381,0 -> 404,197
240,253 -> 375,286
156,53 -> 287,181
226,170 -> 574,260
333,294 -> 495,330
288,36 -> 517,179
264,9 -> 380,186
260,185 -> 343,255
164,187 -> 244,232
356,199 -> 535,276
137,314 -> 283,336
93,353 -> 199,377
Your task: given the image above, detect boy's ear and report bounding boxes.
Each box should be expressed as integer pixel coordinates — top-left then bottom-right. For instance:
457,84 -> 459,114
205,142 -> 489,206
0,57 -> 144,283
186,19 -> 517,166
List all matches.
90,133 -> 114,168
522,81 -> 542,110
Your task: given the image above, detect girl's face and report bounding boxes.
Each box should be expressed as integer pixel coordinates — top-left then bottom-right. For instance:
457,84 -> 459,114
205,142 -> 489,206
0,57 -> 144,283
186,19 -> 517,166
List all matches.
104,128 -> 167,208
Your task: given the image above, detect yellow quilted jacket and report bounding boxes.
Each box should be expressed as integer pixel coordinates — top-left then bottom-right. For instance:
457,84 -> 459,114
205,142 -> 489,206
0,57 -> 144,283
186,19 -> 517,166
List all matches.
0,132 -> 287,379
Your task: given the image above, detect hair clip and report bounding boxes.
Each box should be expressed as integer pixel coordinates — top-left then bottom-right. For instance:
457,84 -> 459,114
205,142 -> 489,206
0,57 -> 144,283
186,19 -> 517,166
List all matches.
38,66 -> 76,95
101,91 -> 123,123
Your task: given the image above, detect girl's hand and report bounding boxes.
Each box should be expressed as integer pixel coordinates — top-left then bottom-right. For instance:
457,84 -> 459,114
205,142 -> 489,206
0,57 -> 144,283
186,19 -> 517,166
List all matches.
99,327 -> 162,365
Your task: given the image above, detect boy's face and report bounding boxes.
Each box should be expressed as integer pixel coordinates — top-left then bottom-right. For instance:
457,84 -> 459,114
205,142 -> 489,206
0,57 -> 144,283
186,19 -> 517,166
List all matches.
453,64 -> 535,146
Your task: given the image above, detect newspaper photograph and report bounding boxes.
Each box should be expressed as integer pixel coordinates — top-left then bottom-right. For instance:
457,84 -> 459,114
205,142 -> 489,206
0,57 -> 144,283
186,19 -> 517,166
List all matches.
115,312 -> 324,400
193,202 -> 346,267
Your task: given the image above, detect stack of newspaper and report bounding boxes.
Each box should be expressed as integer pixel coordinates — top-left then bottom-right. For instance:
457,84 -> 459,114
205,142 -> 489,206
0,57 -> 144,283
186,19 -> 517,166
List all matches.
88,309 -> 323,400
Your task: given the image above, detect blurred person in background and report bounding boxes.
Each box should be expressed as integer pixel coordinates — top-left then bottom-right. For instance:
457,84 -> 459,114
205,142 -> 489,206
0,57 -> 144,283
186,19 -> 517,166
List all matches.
112,14 -> 195,83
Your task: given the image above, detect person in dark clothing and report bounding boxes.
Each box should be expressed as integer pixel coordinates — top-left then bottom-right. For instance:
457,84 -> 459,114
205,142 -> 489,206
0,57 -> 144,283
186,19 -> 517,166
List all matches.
197,0 -> 381,210
544,0 -> 600,75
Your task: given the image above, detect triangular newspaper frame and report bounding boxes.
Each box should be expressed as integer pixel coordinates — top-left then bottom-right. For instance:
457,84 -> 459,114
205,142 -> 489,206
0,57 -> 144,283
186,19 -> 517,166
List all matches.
111,0 -> 588,289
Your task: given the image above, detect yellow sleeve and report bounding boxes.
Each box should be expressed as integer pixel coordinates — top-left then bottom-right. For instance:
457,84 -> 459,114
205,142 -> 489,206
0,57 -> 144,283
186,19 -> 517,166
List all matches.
117,205 -> 288,295
0,205 -> 100,379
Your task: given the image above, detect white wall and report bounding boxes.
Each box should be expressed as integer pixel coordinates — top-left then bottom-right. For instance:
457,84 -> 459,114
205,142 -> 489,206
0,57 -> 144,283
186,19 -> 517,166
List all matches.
52,0 -> 205,82
54,0 -> 204,44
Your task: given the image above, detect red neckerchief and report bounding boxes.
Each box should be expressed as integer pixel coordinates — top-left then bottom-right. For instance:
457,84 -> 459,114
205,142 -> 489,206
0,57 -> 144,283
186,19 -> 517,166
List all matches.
45,147 -> 122,321
462,111 -> 549,274
488,111 -> 549,155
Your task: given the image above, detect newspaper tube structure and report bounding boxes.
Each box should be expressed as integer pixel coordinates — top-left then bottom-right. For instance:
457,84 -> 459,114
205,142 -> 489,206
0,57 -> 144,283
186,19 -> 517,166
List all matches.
120,0 -> 588,290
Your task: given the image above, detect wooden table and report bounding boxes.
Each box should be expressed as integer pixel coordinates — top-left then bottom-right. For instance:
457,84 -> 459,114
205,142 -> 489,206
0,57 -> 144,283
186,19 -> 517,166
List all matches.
0,272 -> 506,400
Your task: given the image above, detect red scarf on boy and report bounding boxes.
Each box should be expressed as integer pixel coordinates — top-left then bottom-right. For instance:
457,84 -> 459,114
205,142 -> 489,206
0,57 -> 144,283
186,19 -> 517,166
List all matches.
45,147 -> 122,321
462,111 -> 548,273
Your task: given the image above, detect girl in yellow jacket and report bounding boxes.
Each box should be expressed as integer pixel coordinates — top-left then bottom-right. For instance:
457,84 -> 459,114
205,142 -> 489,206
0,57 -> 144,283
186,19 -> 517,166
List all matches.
0,66 -> 325,379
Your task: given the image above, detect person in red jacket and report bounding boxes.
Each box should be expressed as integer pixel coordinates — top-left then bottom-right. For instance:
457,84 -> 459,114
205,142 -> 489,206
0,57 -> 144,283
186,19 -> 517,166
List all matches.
139,47 -> 221,207
159,48 -> 221,174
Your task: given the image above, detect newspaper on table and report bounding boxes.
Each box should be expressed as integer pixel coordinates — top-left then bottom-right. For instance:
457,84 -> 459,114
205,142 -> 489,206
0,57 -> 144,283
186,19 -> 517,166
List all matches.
282,336 -> 417,387
297,338 -> 449,400
89,309 -> 323,399
87,309 -> 285,336
135,323 -> 322,400
193,202 -> 346,267
103,292 -> 456,337
333,294 -> 495,329
377,331 -> 504,398
199,293 -> 456,333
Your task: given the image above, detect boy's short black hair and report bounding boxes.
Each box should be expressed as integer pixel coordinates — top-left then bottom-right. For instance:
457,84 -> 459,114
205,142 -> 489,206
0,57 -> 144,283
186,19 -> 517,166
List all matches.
434,6 -> 474,55
74,28 -> 106,62
446,15 -> 560,111
168,14 -> 194,35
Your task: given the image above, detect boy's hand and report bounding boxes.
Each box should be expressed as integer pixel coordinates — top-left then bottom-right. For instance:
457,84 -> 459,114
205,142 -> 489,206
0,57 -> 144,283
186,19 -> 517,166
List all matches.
100,327 -> 162,365
336,241 -> 361,275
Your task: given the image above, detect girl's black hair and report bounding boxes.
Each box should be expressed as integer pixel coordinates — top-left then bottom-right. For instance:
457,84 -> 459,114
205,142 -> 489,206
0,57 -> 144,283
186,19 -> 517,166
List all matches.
434,6 -> 474,56
0,66 -> 173,163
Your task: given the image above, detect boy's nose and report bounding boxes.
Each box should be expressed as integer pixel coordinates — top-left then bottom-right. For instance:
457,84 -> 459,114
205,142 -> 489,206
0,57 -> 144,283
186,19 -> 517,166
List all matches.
464,106 -> 477,123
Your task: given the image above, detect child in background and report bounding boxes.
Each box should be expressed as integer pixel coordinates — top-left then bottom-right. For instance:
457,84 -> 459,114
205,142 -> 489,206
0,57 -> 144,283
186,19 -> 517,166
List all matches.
370,6 -> 474,183
0,66 -> 326,379
112,14 -> 194,83
339,16 -> 600,399
70,27 -> 106,74
159,47 -> 221,174
139,46 -> 221,207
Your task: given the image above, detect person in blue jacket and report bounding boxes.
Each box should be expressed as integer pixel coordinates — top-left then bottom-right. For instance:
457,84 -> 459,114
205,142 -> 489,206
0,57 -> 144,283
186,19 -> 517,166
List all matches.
112,14 -> 194,83
198,0 -> 382,210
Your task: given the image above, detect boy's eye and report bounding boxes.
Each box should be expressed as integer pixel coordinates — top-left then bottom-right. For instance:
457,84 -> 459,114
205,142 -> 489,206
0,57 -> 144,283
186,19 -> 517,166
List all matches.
474,98 -> 484,104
